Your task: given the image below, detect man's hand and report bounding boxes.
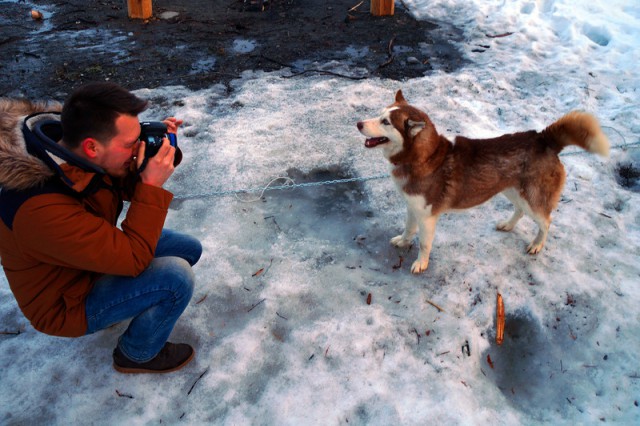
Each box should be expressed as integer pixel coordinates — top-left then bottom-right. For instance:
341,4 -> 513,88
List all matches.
163,117 -> 183,135
136,117 -> 182,187
136,137 -> 176,188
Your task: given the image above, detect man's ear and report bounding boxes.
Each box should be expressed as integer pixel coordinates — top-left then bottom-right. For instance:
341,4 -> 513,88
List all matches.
80,138 -> 100,159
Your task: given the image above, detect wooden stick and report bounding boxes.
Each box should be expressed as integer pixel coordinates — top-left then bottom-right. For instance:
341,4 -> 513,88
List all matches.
349,1 -> 365,12
496,293 -> 505,345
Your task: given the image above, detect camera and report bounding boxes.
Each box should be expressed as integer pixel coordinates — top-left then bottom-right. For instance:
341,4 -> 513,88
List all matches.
139,121 -> 178,159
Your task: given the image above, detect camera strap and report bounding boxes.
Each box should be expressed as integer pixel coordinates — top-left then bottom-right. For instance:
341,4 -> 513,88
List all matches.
22,113 -> 107,193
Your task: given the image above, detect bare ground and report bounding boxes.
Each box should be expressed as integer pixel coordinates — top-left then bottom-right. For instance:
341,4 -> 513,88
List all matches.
0,0 -> 467,99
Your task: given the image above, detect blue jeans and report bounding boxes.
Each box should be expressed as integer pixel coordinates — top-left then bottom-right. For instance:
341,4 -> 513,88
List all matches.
85,229 -> 202,362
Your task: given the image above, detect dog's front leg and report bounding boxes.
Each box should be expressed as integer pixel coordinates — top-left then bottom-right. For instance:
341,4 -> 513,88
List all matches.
390,207 -> 417,247
411,215 -> 439,274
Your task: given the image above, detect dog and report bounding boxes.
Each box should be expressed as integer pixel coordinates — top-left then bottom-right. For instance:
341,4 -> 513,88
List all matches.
356,90 -> 609,274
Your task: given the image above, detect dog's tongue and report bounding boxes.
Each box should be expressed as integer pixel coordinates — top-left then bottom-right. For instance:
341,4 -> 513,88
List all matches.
364,137 -> 389,148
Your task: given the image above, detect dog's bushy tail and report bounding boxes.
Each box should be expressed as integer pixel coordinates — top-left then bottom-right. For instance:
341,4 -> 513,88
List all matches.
544,111 -> 609,156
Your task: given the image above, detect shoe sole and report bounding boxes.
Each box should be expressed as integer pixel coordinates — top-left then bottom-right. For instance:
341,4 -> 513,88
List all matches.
113,349 -> 195,374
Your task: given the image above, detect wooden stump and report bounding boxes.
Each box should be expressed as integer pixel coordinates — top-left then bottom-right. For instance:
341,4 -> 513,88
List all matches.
128,0 -> 153,19
371,0 -> 394,16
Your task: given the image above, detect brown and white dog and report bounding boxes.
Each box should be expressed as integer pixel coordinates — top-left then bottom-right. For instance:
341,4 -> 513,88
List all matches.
357,90 -> 609,274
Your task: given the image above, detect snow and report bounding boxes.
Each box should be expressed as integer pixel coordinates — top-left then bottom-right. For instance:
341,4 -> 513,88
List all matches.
2,0 -> 640,424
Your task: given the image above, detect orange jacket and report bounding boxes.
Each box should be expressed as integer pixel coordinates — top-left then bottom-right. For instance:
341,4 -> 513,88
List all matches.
0,100 -> 173,337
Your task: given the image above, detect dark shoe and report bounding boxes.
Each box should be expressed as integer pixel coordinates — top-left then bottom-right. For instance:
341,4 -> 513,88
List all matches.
113,342 -> 195,374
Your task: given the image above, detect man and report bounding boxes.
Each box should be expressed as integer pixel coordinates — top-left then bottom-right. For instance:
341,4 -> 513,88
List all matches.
0,82 -> 201,373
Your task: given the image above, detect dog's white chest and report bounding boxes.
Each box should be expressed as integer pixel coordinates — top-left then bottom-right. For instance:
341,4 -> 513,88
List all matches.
391,175 -> 433,216
404,193 -> 433,217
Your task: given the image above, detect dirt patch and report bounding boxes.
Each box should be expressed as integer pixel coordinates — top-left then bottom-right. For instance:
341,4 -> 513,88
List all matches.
0,0 -> 467,99
615,162 -> 640,192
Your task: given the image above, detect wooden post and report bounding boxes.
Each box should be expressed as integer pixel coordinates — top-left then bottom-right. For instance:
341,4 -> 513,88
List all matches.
371,0 -> 394,16
128,0 -> 153,19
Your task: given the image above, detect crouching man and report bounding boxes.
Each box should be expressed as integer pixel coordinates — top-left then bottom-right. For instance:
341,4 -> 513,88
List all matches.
0,82 -> 201,373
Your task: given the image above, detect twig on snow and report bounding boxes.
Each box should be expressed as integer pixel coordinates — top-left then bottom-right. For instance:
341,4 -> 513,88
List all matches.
115,389 -> 134,399
248,298 -> 266,312
188,367 -> 210,396
425,299 -> 444,312
486,32 -> 514,38
282,69 -> 367,80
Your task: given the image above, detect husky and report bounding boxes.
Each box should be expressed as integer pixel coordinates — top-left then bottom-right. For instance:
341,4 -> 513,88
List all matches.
357,90 -> 609,274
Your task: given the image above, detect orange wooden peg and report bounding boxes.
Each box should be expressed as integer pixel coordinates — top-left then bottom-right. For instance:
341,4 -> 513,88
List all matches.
371,0 -> 395,16
128,0 -> 153,19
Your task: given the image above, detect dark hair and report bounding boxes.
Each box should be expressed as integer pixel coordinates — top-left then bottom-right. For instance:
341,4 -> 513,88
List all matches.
61,82 -> 148,148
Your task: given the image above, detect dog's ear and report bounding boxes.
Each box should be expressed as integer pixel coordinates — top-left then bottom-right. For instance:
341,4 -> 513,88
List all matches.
405,119 -> 426,138
395,90 -> 407,104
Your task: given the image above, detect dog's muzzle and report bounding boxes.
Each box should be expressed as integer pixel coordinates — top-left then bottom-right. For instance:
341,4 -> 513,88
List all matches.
364,137 -> 389,148
357,121 -> 389,148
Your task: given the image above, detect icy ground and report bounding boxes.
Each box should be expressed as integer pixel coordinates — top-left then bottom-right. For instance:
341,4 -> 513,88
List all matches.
1,0 -> 639,424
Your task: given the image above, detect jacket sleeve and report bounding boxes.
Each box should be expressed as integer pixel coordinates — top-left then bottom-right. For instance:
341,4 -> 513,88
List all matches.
12,183 -> 173,277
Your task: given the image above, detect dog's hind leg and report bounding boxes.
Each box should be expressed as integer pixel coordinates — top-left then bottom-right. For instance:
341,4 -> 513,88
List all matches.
524,164 -> 564,254
526,214 -> 551,254
497,188 -> 525,232
497,188 -> 550,254
411,215 -> 439,274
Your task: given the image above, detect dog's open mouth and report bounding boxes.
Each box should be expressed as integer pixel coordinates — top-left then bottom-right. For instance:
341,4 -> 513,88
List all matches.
364,137 -> 389,148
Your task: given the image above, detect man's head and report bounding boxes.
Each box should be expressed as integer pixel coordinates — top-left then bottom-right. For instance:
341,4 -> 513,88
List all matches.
61,82 -> 148,177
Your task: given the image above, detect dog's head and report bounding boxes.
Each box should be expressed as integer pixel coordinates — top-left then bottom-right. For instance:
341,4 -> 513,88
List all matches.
356,90 -> 437,161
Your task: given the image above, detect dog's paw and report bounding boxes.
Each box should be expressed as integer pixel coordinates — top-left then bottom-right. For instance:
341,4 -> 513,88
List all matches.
410,258 -> 429,274
496,221 -> 515,232
390,235 -> 412,247
526,241 -> 544,254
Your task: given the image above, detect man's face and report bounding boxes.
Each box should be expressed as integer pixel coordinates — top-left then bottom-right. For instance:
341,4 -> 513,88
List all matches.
95,114 -> 141,178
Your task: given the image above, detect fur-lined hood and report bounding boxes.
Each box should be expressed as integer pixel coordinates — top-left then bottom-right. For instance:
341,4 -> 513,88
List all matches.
0,98 -> 62,190
0,98 -> 108,193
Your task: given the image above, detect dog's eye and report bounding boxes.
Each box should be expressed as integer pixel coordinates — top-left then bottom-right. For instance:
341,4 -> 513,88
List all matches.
381,119 -> 390,125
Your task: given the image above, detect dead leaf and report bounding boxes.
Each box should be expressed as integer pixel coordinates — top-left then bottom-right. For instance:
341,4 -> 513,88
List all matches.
487,354 -> 495,369
392,256 -> 403,270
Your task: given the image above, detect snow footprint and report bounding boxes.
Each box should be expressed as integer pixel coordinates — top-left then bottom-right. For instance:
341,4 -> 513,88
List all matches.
582,23 -> 612,47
